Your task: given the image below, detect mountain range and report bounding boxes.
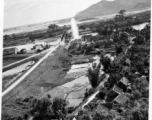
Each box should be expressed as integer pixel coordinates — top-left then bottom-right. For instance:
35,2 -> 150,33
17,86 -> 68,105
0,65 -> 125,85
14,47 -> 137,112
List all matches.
75,0 -> 151,20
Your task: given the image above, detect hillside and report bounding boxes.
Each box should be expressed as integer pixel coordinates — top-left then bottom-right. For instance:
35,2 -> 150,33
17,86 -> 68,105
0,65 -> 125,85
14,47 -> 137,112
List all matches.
75,0 -> 151,20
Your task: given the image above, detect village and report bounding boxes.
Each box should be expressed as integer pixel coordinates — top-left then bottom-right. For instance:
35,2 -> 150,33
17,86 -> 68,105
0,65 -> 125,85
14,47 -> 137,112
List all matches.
2,8 -> 150,120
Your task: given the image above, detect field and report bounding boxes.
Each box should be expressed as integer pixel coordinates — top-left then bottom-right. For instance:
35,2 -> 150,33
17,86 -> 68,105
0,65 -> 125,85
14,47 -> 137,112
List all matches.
2,52 -> 47,91
2,45 -> 72,114
3,54 -> 33,66
2,8 -> 150,120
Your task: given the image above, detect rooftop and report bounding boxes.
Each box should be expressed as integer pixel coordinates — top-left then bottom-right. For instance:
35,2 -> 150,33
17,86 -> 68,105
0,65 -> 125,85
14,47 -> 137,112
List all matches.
119,77 -> 129,86
113,93 -> 128,104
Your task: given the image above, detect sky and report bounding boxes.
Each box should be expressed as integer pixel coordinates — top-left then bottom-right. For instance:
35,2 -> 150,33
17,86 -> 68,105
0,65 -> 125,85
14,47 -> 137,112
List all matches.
4,0 -> 103,28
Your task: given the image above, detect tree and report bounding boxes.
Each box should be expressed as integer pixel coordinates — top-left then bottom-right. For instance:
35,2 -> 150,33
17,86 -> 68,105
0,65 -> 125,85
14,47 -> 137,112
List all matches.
12,33 -> 16,40
132,35 -> 145,45
3,35 -> 9,40
30,97 -> 53,120
79,25 -> 86,30
132,90 -> 142,100
115,44 -> 123,56
20,48 -> 27,54
87,62 -> 101,88
97,87 -> 108,100
52,98 -> 67,119
47,24 -> 59,33
100,56 -> 111,72
118,10 -> 126,21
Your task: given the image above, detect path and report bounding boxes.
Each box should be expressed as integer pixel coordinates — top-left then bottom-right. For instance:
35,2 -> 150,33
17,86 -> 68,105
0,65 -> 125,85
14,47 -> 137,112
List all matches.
2,41 -> 60,97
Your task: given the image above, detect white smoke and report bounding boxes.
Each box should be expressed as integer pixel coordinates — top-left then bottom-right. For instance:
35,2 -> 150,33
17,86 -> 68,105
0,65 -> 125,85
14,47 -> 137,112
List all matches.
70,18 -> 80,39
41,87 -> 44,94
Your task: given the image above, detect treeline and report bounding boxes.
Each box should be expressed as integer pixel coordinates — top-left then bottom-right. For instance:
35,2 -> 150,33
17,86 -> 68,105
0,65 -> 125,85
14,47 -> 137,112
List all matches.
3,24 -> 68,47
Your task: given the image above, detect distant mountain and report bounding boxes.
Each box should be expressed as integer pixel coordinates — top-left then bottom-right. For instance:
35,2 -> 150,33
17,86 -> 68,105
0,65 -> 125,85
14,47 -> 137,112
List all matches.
75,0 -> 151,20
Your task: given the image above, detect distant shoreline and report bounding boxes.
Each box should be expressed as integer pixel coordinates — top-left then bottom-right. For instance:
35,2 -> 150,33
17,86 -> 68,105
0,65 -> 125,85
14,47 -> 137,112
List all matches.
3,8 -> 150,35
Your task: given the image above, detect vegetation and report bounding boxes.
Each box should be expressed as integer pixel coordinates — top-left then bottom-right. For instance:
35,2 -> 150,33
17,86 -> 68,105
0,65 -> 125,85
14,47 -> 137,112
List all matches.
2,10 -> 150,120
67,10 -> 149,120
3,24 -> 65,47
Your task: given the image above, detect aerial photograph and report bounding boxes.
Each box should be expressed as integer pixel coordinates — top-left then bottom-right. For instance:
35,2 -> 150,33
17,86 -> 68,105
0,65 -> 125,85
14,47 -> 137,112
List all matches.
2,0 -> 151,119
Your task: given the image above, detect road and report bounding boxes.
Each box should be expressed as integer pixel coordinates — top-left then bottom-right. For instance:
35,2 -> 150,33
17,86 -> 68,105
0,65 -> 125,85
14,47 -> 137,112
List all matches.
72,73 -> 109,116
2,40 -> 61,97
3,39 -> 60,71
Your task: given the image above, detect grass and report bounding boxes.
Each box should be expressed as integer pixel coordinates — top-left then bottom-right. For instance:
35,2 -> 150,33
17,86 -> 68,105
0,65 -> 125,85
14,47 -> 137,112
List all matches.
2,45 -> 72,116
3,54 -> 33,66
2,53 -> 46,92
3,74 -> 19,91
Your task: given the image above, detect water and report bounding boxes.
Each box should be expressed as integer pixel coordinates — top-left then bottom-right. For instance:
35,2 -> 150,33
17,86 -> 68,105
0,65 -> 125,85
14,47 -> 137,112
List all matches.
46,62 -> 92,107
132,23 -> 149,30
46,76 -> 91,107
71,63 -> 91,69
62,76 -> 89,88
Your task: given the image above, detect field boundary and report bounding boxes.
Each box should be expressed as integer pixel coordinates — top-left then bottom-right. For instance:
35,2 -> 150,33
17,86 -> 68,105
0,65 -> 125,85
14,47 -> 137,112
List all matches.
3,40 -> 60,72
2,42 -> 60,97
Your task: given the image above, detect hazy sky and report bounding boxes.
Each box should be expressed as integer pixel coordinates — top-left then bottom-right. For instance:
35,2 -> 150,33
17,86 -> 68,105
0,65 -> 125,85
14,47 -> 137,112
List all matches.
4,0 -> 102,28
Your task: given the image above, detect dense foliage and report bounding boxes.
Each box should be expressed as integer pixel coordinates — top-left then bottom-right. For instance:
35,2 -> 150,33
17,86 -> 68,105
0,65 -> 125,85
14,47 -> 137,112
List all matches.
2,10 -> 150,120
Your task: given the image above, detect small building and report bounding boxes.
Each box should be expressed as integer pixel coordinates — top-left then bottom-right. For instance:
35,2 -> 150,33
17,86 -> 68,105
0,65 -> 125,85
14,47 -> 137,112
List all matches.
3,47 -> 18,56
82,35 -> 92,41
113,93 -> 128,105
117,77 -> 130,92
124,59 -> 131,66
106,85 -> 123,103
33,44 -> 44,52
101,103 -> 113,110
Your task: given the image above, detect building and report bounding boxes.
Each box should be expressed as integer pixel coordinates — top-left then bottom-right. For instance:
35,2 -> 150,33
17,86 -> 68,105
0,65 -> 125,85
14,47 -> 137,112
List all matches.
117,77 -> 130,92
113,93 -> 128,105
101,103 -> 113,110
33,44 -> 44,52
3,47 -> 18,56
106,85 -> 123,102
124,59 -> 131,66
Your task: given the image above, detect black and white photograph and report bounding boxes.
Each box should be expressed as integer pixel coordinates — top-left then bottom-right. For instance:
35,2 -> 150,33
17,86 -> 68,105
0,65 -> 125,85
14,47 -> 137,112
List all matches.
2,0 -> 151,120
